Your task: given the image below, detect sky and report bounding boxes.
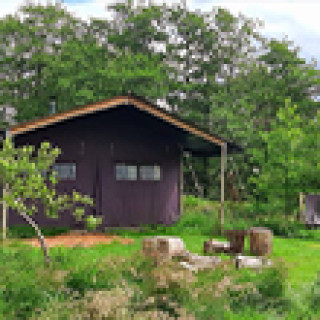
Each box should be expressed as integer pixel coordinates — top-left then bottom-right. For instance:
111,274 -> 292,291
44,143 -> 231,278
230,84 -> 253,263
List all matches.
1,0 -> 319,66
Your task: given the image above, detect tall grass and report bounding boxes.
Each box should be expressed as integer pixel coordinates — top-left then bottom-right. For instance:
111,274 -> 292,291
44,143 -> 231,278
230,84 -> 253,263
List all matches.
28,248 -> 308,319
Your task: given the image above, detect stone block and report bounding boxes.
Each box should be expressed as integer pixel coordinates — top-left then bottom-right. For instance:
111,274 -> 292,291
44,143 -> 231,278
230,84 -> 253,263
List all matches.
235,255 -> 273,269
179,254 -> 222,272
204,239 -> 232,254
142,237 -> 160,259
157,236 -> 185,259
142,236 -> 185,261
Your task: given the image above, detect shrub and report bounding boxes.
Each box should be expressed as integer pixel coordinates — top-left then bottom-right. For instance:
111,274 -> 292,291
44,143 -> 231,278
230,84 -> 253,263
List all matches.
253,216 -> 305,238
183,195 -> 200,209
229,259 -> 290,315
184,263 -> 235,319
171,211 -> 216,236
65,255 -> 127,295
119,251 -> 197,318
255,260 -> 288,299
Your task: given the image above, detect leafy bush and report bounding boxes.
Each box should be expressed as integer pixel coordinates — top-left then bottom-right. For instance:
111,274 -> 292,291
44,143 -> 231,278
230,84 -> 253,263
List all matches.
255,261 -> 288,299
65,256 -> 126,295
171,211 -> 216,236
183,195 -> 200,209
229,259 -> 290,315
122,252 -> 197,318
253,216 -> 305,238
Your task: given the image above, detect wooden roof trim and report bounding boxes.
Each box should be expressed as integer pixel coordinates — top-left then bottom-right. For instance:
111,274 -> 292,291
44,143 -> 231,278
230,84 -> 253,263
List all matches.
10,96 -> 223,147
10,96 -> 126,136
129,97 -> 223,146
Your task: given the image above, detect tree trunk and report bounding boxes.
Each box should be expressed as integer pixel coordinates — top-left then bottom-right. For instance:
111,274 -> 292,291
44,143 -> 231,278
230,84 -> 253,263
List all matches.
18,210 -> 50,266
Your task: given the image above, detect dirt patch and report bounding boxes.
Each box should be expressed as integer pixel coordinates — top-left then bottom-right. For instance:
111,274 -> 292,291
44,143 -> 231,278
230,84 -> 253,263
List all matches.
21,232 -> 134,248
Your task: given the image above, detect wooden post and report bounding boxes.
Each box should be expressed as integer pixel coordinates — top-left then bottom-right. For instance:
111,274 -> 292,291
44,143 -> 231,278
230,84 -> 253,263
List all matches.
220,143 -> 227,235
299,192 -> 304,223
2,184 -> 7,240
2,130 -> 11,241
180,151 -> 184,215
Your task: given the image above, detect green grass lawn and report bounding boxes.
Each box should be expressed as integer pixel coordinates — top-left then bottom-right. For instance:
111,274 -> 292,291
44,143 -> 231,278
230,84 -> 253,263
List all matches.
2,232 -> 320,319
273,237 -> 320,290
12,232 -> 320,290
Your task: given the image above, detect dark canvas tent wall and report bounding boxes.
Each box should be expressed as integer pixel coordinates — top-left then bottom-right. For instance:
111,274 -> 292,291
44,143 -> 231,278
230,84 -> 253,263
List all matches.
305,194 -> 320,225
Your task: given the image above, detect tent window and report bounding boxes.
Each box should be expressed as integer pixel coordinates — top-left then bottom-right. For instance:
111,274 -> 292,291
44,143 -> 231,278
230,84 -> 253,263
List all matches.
140,165 -> 161,181
53,163 -> 76,180
115,163 -> 137,181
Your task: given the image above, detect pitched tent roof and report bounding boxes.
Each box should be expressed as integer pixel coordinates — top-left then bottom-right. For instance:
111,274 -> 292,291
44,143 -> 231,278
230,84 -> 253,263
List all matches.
6,95 -> 242,156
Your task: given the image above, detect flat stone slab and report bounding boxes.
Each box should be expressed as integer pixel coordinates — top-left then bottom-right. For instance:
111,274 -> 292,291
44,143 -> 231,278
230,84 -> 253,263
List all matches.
235,255 -> 273,269
142,236 -> 185,261
179,254 -> 222,272
204,239 -> 232,254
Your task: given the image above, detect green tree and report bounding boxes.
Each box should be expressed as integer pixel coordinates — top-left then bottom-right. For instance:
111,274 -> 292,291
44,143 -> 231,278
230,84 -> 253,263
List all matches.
0,3 -> 171,123
0,138 -> 100,265
0,3 -> 86,124
40,39 -> 171,116
208,38 -> 320,202
248,99 -> 320,216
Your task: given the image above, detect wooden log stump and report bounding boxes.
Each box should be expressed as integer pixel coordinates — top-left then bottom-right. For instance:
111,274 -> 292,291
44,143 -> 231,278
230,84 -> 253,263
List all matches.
249,227 -> 273,256
226,230 -> 248,254
203,239 -> 232,254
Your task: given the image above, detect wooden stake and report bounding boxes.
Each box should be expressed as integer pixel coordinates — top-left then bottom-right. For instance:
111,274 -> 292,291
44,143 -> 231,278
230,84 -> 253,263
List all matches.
299,192 -> 304,223
220,143 -> 227,235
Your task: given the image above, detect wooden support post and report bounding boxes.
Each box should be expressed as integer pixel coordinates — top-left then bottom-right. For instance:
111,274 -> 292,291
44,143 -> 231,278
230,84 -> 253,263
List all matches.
2,130 -> 11,241
2,184 -> 7,240
299,192 -> 304,223
220,143 -> 227,235
180,151 -> 184,215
